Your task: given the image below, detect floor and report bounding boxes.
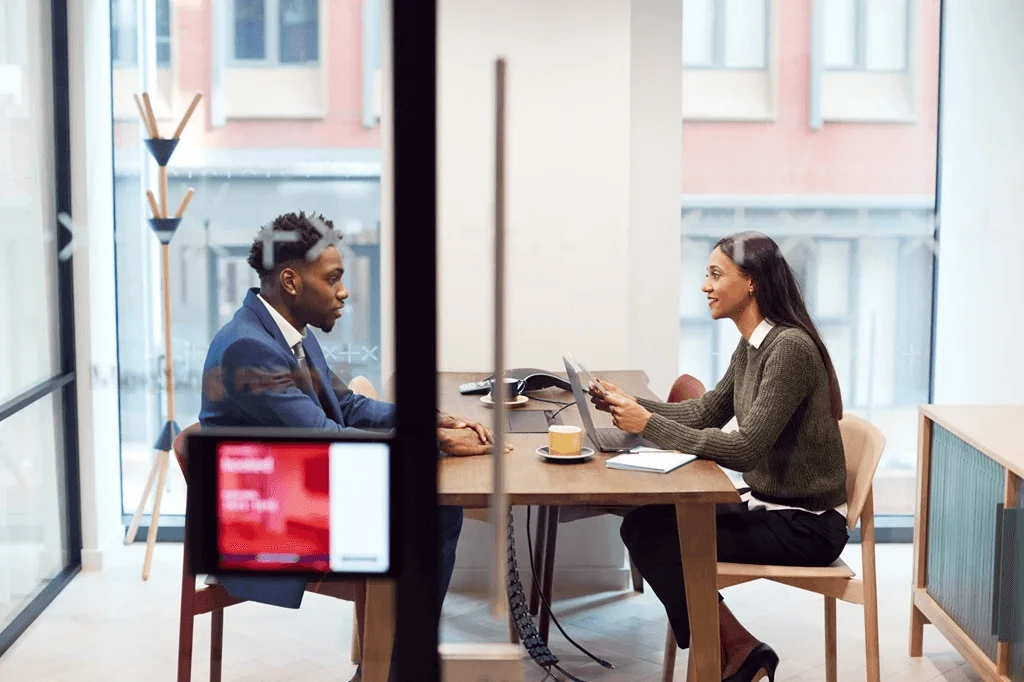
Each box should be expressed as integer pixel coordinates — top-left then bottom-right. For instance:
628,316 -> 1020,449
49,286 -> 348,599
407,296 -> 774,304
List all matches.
0,542 -> 979,682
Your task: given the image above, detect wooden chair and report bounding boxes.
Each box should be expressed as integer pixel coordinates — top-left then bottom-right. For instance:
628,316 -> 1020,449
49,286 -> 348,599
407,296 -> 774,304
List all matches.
662,413 -> 885,682
174,374 -> 386,682
526,374 -> 708,642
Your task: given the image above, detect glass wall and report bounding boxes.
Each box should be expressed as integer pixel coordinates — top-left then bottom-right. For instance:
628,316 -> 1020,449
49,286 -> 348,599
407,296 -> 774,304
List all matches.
680,0 -> 940,516
0,0 -> 78,645
109,0 -> 385,516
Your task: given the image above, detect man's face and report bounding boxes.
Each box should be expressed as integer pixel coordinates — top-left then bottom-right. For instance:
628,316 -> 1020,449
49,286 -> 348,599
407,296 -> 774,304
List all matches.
283,245 -> 348,332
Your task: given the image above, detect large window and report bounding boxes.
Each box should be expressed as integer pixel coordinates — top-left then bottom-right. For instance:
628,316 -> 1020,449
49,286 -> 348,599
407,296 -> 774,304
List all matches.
111,0 -> 379,518
232,0 -> 320,65
681,0 -> 940,517
0,0 -> 80,652
682,0 -> 769,69
824,0 -> 910,71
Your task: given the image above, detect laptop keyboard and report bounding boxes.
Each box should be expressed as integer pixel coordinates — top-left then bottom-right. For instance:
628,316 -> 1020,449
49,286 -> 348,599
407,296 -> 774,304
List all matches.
597,428 -> 641,449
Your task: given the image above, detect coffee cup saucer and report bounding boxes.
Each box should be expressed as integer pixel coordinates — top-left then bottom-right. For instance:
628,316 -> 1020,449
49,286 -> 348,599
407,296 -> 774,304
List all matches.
480,394 -> 528,408
537,446 -> 594,463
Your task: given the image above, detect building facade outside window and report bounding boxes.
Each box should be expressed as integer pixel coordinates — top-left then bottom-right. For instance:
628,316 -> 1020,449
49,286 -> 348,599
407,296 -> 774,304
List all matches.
680,0 -> 940,516
110,0 -> 379,518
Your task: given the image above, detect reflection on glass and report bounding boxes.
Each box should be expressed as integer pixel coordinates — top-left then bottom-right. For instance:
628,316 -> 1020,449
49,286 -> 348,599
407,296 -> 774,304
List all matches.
0,393 -> 69,631
0,0 -> 61,404
111,0 -> 383,515
681,0 -> 940,515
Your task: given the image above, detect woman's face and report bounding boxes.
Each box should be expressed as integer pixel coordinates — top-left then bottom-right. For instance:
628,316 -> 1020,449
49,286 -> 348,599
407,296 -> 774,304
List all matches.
702,246 -> 754,321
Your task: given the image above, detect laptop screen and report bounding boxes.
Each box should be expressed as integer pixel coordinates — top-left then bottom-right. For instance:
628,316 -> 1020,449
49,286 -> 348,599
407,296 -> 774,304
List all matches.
562,355 -> 602,442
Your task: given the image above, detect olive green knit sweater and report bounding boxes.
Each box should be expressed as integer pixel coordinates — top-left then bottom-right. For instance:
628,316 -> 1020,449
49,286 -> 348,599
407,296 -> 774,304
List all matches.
638,325 -> 847,511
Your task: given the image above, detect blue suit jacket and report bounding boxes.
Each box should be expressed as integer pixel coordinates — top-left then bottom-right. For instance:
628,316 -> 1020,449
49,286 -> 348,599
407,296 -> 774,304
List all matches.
199,288 -> 396,608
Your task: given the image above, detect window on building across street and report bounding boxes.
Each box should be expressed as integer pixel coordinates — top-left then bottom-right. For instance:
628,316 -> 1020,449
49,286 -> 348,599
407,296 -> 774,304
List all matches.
111,0 -> 172,68
232,0 -> 320,65
824,0 -> 910,72
683,0 -> 769,69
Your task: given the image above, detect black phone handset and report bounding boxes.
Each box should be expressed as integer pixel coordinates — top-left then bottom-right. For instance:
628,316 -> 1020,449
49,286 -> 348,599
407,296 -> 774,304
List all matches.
459,368 -> 571,396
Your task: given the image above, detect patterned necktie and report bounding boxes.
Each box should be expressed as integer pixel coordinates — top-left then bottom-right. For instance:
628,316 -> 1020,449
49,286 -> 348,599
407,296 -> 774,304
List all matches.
292,341 -> 308,372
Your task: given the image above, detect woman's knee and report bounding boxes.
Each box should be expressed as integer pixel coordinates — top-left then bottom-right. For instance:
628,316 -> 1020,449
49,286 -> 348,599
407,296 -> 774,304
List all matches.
619,504 -> 671,549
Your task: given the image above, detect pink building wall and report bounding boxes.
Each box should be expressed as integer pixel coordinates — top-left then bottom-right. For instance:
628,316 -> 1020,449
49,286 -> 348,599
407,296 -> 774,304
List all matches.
117,0 -> 939,196
683,0 -> 941,197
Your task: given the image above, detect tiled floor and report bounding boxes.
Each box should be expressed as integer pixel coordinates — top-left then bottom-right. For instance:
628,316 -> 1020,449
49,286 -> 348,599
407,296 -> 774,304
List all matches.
0,542 -> 979,681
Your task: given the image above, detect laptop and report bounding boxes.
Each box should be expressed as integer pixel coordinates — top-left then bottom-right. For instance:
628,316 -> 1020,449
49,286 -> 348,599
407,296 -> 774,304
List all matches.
562,355 -> 658,452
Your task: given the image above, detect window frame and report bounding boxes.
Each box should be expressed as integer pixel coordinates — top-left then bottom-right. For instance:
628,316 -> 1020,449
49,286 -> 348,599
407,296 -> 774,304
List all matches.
228,0 -> 321,67
823,0 -> 913,74
682,0 -> 771,71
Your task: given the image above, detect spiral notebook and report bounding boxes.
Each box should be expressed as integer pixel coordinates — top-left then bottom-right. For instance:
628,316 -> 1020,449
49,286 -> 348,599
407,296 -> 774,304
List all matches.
604,450 -> 696,474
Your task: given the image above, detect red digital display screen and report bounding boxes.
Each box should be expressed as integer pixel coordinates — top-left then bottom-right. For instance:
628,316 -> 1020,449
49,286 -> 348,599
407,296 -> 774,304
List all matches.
216,440 -> 390,574
218,442 -> 332,571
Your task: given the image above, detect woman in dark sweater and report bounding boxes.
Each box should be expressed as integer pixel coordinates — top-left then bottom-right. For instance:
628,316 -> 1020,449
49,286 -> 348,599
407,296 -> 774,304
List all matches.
592,232 -> 849,682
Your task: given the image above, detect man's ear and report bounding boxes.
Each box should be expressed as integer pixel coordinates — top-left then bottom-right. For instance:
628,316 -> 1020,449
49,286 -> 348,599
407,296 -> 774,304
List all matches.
279,267 -> 299,296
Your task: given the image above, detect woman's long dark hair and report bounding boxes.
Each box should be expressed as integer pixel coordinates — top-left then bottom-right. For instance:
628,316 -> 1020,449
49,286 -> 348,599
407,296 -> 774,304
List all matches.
715,231 -> 843,422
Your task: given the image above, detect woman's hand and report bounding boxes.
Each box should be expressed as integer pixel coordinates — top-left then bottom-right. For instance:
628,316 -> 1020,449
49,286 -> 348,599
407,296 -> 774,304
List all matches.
437,413 -> 493,444
603,393 -> 654,434
588,378 -> 628,413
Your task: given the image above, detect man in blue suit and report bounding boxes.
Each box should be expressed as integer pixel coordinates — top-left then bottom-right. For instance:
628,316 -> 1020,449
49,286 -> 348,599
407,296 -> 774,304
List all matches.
200,211 -> 494,680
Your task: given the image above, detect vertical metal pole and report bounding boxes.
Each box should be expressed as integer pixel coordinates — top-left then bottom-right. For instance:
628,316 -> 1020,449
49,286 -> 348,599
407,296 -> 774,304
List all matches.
491,58 -> 509,617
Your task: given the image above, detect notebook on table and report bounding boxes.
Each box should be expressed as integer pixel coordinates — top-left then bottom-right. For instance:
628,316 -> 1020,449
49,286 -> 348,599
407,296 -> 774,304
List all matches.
604,449 -> 697,474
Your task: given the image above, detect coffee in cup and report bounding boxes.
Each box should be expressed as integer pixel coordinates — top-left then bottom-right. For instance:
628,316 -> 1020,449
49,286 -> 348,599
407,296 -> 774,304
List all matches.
548,425 -> 583,457
489,377 -> 522,402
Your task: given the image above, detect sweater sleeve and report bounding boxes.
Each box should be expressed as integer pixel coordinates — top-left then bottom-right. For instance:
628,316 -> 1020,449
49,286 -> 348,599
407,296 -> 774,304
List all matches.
633,357 -> 736,430
640,338 -> 815,472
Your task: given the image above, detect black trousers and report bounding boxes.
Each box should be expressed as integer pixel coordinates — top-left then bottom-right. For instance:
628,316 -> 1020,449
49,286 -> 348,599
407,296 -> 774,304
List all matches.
620,502 -> 850,649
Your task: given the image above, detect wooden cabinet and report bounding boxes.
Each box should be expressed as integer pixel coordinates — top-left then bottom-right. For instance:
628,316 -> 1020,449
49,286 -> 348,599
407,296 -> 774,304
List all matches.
911,405 -> 1024,681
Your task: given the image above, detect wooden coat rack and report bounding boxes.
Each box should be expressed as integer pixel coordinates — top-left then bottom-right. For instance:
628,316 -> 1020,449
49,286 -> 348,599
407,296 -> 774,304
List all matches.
124,91 -> 201,580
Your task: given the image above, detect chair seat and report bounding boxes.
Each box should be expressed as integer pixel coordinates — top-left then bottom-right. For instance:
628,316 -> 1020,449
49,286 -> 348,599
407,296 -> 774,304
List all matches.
718,558 -> 856,580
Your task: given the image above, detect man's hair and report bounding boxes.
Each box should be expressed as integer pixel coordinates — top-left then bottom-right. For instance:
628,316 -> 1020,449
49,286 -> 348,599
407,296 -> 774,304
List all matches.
247,211 -> 342,283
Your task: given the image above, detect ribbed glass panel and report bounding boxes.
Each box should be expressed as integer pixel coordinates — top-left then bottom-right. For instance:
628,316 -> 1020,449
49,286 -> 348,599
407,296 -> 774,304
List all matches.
925,425 -> 1004,661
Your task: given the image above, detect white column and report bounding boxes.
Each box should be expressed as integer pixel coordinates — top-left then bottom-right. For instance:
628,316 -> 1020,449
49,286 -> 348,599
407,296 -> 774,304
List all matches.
932,0 -> 1024,403
68,0 -> 125,570
438,0 -> 683,594
628,0 -> 682,398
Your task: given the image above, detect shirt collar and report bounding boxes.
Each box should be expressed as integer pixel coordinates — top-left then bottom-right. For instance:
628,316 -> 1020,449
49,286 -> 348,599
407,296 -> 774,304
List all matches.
748,318 -> 775,349
257,293 -> 306,350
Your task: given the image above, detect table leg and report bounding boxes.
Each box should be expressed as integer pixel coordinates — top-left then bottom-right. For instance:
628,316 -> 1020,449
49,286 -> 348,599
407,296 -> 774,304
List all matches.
675,502 -> 719,682
538,506 -> 560,644
362,579 -> 395,682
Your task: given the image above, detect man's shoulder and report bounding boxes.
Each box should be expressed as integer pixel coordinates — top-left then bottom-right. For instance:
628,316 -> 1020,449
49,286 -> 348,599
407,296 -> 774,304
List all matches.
207,305 -> 275,361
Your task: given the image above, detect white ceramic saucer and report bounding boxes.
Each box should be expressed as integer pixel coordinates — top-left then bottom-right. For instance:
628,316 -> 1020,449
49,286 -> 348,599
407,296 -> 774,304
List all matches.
480,394 -> 529,408
536,446 -> 595,463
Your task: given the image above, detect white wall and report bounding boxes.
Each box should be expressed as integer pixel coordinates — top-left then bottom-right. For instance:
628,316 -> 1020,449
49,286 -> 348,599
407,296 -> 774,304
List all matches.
68,0 -> 124,570
932,0 -> 1024,404
437,0 -> 681,592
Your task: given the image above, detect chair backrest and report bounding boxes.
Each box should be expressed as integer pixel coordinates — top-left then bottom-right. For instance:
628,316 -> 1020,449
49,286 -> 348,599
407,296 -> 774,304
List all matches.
667,374 -> 706,403
173,422 -> 201,479
348,375 -> 378,399
838,413 -> 887,531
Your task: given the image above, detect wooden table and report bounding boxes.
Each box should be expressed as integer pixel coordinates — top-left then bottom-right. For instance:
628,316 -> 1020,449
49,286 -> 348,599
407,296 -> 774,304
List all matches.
911,405 -> 1024,682
437,370 -> 740,682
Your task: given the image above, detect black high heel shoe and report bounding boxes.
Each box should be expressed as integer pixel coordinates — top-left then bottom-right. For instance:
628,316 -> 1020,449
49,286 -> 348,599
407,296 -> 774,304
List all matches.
722,642 -> 779,682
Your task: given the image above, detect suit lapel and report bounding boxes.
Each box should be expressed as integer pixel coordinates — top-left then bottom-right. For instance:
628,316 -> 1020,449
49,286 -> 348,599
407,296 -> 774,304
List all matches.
243,289 -> 334,414
301,336 -> 344,424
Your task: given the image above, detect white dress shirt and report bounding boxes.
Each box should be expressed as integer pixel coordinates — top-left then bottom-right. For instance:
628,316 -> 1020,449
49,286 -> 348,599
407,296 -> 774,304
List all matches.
257,293 -> 306,352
